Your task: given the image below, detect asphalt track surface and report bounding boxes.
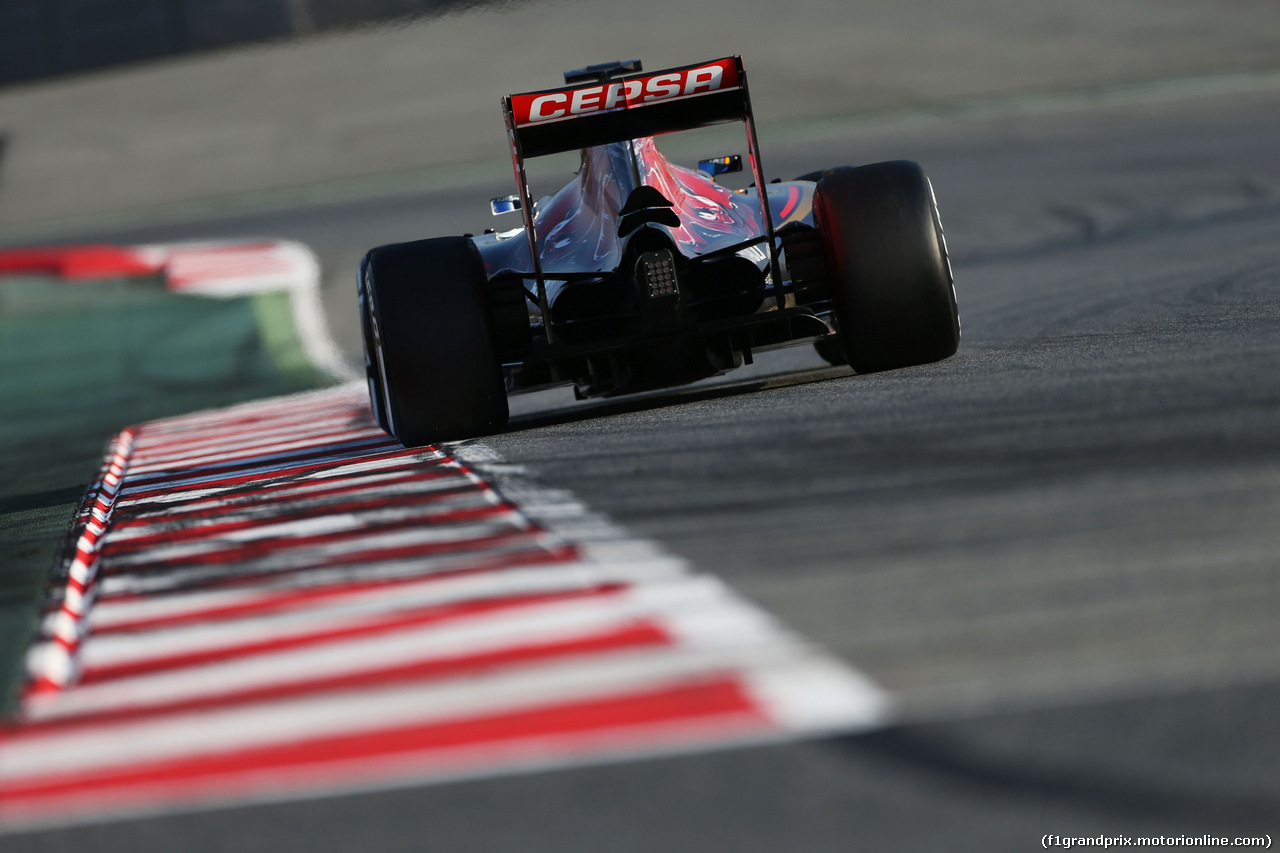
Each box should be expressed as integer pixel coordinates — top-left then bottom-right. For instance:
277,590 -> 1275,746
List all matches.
7,87 -> 1280,848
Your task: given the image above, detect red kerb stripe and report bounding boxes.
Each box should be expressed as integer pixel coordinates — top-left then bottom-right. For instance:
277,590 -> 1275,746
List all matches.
80,583 -> 628,684
27,620 -> 669,732
0,678 -> 763,803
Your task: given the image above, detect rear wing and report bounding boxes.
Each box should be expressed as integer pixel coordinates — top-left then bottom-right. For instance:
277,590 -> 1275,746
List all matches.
504,57 -> 748,158
500,56 -> 781,344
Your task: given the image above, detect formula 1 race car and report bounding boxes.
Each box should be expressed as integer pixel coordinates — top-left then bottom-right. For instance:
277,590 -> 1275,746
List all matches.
359,56 -> 959,446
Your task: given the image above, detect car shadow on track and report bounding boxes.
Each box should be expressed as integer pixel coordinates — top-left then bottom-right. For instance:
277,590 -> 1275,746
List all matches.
502,364 -> 851,434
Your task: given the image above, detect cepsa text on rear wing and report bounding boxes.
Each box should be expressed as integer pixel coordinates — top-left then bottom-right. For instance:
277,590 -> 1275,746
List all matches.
504,57 -> 751,157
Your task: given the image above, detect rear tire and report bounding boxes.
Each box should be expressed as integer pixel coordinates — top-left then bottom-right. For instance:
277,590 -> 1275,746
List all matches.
362,237 -> 509,447
813,160 -> 959,374
794,165 -> 855,183
357,252 -> 390,433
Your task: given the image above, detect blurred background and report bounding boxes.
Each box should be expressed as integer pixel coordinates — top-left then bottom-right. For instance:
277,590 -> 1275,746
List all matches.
2,0 -> 1279,353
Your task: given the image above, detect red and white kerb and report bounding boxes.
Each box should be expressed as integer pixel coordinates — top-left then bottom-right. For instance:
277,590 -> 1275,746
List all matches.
1,384 -> 887,831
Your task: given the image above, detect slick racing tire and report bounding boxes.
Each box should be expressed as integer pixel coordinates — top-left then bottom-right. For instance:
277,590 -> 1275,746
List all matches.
794,165 -> 854,183
362,237 -> 509,447
357,252 -> 390,433
812,160 -> 959,374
